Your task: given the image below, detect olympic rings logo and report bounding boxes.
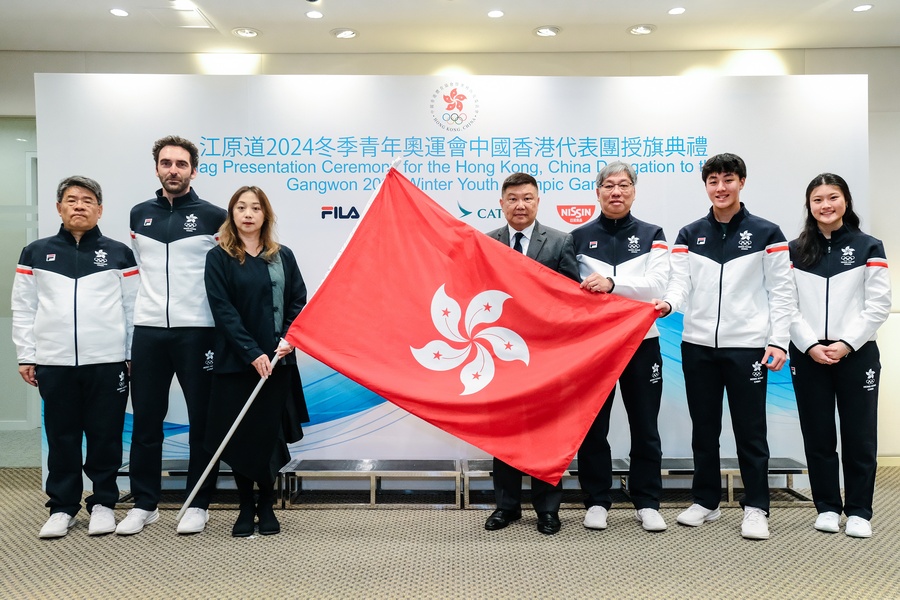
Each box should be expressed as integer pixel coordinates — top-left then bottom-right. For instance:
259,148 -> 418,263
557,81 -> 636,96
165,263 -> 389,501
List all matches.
442,113 -> 468,124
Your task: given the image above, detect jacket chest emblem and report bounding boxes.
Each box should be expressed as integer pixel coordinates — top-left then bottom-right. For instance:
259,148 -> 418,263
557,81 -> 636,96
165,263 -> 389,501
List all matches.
738,230 -> 753,251
184,213 -> 198,232
840,246 -> 856,266
627,235 -> 641,254
94,249 -> 108,267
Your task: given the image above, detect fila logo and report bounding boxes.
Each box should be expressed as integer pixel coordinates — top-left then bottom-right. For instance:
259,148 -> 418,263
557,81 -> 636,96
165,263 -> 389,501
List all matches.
321,206 -> 360,219
144,218 -> 153,227
46,254 -> 56,262
697,237 -> 706,245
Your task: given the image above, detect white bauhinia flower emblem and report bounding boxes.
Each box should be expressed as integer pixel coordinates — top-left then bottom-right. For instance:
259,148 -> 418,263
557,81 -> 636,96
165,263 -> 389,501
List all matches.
410,284 -> 529,396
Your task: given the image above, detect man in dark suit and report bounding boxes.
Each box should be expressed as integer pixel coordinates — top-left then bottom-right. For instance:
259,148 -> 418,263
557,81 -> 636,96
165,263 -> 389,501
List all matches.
483,172 -> 579,535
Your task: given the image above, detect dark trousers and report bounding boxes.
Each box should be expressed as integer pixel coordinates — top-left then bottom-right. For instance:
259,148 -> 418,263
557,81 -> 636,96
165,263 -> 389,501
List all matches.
789,341 -> 880,520
128,326 -> 217,510
38,363 -> 129,516
681,342 -> 771,512
492,458 -> 563,514
578,337 -> 663,510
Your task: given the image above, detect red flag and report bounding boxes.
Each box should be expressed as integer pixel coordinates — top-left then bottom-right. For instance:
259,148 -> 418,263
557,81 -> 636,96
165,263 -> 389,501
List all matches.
286,168 -> 656,485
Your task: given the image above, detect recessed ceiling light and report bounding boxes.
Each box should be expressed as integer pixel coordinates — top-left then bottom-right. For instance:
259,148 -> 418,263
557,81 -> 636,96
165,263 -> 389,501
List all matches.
16,138 -> 28,142
306,10 -> 323,19
628,24 -> 657,35
488,10 -> 504,18
668,7 -> 686,16
534,26 -> 560,37
331,28 -> 357,39
232,27 -> 259,38
853,4 -> 873,11
110,8 -> 129,17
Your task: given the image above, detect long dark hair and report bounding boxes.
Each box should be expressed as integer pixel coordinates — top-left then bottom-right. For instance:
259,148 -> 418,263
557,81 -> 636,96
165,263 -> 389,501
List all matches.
218,186 -> 281,264
794,173 -> 861,269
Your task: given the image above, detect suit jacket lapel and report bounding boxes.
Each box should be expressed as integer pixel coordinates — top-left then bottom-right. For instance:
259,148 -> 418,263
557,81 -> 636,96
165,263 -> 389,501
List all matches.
526,221 -> 546,260
495,227 -> 510,246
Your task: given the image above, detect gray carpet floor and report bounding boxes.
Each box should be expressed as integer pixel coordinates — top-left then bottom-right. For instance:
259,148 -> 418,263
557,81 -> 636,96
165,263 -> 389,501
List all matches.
2,467 -> 899,599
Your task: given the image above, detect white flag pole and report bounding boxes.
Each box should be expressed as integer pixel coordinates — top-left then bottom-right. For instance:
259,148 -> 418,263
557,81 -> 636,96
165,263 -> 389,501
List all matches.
175,343 -> 286,524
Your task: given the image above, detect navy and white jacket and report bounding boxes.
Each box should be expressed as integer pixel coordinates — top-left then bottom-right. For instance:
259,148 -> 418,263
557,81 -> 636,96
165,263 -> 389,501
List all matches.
130,188 -> 226,328
789,226 -> 891,352
571,212 -> 669,339
11,225 -> 139,366
662,204 -> 794,350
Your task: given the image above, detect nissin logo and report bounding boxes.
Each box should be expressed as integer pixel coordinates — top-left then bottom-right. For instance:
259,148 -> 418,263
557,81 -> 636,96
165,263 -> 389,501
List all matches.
321,206 -> 360,219
556,205 -> 595,225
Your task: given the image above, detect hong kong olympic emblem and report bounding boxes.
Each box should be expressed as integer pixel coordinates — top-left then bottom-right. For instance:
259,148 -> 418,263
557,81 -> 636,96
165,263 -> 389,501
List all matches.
430,82 -> 479,132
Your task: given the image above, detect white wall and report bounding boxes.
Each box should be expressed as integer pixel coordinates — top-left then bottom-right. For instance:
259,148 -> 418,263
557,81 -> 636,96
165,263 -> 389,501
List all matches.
1,48 -> 898,459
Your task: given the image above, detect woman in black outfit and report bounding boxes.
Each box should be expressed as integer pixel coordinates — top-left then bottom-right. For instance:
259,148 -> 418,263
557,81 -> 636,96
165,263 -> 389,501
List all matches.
788,173 -> 891,538
205,185 -> 308,537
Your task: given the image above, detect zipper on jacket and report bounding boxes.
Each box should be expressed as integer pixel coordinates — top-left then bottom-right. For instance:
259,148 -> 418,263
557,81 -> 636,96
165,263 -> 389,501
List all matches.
73,239 -> 80,366
824,240 -> 832,340
612,219 -> 620,276
713,228 -> 727,348
165,202 -> 173,328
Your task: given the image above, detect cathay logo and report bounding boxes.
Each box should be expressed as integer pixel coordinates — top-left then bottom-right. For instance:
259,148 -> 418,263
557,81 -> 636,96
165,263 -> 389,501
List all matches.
411,285 -> 529,395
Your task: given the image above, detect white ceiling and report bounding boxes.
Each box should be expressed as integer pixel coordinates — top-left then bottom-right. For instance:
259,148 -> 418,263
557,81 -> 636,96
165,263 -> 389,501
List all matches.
1,0 -> 898,55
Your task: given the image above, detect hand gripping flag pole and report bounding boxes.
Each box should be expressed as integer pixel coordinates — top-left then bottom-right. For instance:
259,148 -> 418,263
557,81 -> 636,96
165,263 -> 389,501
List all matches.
175,340 -> 288,524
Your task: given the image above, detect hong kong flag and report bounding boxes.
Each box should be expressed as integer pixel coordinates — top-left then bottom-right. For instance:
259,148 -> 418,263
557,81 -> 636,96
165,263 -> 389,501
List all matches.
285,168 -> 657,484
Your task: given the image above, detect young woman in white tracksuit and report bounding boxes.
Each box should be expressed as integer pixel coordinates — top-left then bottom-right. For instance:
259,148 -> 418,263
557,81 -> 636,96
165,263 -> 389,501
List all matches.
788,173 -> 891,539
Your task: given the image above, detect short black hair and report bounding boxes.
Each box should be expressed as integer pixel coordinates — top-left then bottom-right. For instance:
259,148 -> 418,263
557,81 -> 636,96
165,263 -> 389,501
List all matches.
701,153 -> 746,182
501,172 -> 538,195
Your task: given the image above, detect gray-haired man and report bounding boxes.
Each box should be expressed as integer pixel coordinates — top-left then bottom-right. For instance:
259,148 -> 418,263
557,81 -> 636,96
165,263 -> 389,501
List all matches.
12,176 -> 139,538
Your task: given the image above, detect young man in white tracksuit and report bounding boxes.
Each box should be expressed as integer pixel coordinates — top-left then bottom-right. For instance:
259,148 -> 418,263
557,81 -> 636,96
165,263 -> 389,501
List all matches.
654,153 -> 794,540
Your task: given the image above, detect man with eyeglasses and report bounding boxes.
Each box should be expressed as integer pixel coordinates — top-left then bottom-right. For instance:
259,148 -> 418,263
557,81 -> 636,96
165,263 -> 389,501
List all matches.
570,161 -> 670,533
483,171 -> 579,535
12,176 -> 139,538
653,153 -> 793,540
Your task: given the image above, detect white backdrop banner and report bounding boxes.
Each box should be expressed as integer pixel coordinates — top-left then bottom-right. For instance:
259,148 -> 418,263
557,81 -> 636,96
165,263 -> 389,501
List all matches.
34,73 -> 868,466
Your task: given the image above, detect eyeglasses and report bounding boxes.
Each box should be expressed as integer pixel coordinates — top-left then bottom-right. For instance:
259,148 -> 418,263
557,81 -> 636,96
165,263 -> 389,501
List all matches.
503,197 -> 537,205
599,182 -> 634,192
62,197 -> 99,207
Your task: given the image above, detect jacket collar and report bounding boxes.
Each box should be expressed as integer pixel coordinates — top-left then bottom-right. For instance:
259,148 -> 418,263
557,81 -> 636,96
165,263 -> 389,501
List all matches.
154,187 -> 199,209
57,223 -> 101,245
706,202 -> 748,230
598,211 -> 634,232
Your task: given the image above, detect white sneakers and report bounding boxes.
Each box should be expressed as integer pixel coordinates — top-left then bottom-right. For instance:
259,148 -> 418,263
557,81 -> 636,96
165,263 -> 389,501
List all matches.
845,515 -> 872,538
676,503 -> 721,527
583,505 -> 608,530
176,508 -> 209,534
583,506 -> 667,532
676,503 -> 767,539
115,508 -> 160,535
814,511 -> 840,533
88,505 -> 117,535
39,513 -> 76,538
635,508 -> 667,532
741,506 -> 770,540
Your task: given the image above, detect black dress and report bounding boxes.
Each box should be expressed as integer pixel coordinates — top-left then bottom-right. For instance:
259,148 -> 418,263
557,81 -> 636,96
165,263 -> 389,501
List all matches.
203,244 -> 308,482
